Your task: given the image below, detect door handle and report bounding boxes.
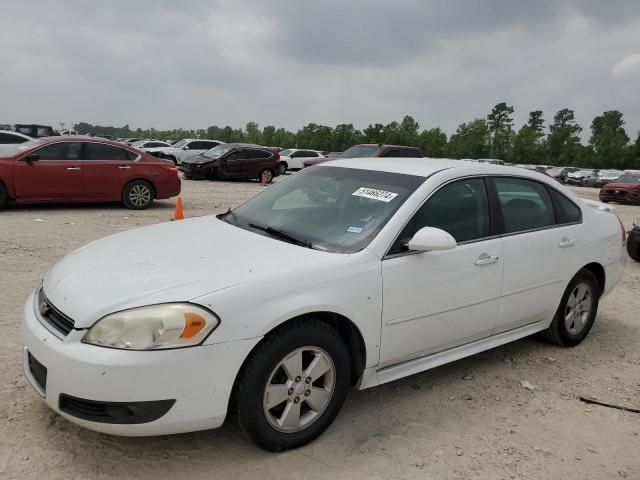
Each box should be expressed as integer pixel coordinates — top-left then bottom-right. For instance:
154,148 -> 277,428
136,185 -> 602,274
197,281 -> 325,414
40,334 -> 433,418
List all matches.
475,253 -> 499,266
66,167 -> 81,171
559,237 -> 576,248
118,166 -> 131,169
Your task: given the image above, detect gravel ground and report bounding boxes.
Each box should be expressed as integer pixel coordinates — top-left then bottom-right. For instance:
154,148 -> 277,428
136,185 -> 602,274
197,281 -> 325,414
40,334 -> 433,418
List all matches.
0,178 -> 639,480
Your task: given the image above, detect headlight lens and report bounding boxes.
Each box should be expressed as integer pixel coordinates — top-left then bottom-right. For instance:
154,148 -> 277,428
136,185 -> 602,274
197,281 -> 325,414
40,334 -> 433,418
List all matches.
83,303 -> 219,350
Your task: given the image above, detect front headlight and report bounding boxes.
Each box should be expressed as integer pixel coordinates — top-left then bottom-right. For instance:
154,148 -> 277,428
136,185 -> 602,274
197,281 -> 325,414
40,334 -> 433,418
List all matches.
83,303 -> 220,350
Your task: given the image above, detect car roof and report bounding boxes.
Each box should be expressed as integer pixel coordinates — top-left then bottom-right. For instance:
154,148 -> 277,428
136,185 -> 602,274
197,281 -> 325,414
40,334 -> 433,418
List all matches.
322,156 -> 552,179
354,144 -> 421,149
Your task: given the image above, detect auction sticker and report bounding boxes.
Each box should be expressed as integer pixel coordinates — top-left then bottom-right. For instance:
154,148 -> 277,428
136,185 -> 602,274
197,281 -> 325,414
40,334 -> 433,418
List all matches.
352,187 -> 398,203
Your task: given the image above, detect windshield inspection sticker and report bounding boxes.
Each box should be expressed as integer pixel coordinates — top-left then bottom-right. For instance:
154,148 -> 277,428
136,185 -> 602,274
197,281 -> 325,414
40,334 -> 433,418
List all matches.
352,187 -> 399,203
346,226 -> 364,234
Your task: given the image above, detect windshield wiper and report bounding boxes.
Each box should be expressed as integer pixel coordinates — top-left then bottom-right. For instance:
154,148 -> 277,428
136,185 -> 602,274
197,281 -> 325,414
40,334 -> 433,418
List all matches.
220,208 -> 238,224
248,223 -> 314,249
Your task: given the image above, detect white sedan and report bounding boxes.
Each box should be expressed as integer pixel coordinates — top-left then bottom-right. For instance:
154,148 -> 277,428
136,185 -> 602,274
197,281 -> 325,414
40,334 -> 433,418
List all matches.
145,138 -> 224,165
23,158 -> 626,451
0,129 -> 33,149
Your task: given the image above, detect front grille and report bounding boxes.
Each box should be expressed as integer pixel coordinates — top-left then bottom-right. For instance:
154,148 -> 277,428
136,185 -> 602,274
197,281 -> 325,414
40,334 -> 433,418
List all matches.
37,288 -> 75,337
27,352 -> 47,393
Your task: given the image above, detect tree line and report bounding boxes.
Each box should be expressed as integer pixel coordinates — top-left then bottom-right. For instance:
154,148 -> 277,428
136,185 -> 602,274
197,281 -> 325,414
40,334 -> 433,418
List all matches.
76,103 -> 640,169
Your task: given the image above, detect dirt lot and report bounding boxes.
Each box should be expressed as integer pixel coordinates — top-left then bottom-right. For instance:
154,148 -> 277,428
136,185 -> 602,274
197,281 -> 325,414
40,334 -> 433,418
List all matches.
0,179 -> 639,480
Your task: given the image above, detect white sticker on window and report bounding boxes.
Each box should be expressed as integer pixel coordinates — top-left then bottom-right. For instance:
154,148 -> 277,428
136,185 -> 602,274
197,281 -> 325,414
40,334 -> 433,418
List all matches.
352,187 -> 399,203
346,226 -> 364,234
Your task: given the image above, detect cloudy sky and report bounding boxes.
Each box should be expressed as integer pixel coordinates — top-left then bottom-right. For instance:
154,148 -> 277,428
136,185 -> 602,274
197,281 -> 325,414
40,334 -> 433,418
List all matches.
2,1 -> 640,139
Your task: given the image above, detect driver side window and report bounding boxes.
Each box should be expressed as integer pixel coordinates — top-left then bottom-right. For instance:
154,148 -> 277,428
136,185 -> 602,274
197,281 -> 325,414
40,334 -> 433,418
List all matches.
388,178 -> 491,255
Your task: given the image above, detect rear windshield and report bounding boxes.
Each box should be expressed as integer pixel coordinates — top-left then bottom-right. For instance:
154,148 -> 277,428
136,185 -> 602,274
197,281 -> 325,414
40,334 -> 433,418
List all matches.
279,149 -> 294,157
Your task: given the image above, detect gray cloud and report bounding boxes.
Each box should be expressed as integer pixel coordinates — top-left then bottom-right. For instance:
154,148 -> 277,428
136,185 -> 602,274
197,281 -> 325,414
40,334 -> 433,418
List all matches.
1,1 -> 639,140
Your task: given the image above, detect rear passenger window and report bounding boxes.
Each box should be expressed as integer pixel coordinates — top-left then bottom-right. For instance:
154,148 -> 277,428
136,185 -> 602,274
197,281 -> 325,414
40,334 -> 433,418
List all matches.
389,178 -> 490,254
494,178 -> 555,233
549,189 -> 582,224
85,143 -> 131,160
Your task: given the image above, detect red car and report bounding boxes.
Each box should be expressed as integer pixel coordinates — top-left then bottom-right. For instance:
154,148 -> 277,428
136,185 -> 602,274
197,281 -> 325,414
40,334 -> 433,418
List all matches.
0,137 -> 180,210
599,173 -> 640,205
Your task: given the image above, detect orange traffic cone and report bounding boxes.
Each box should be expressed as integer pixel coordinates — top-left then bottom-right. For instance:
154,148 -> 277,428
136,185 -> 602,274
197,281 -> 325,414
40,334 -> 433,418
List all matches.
172,196 -> 185,221
261,174 -> 267,187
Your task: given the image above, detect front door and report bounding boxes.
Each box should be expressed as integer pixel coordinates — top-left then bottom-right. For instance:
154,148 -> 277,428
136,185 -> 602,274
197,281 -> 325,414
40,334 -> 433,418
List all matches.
381,178 -> 503,365
14,142 -> 84,201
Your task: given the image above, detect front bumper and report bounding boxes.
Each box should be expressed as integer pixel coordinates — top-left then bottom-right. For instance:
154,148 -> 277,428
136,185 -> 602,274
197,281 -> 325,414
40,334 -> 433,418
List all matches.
23,290 -> 260,436
179,162 -> 213,179
599,189 -> 639,204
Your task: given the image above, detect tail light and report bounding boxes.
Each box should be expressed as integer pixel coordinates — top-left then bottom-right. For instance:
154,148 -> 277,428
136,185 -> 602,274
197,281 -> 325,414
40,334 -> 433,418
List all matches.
159,164 -> 178,175
274,152 -> 280,161
615,214 -> 626,245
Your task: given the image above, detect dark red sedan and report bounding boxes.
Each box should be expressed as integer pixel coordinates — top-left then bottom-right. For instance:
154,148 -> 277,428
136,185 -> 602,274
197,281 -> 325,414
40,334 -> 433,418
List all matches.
599,173 -> 640,205
0,137 -> 180,209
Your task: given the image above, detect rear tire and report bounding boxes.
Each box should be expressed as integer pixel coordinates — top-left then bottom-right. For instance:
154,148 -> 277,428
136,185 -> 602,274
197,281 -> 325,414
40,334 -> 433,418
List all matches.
122,180 -> 154,210
260,168 -> 274,184
233,319 -> 351,452
0,183 -> 7,209
541,269 -> 600,347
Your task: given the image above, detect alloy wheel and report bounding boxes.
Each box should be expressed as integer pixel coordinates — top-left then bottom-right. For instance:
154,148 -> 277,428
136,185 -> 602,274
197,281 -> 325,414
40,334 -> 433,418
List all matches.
564,282 -> 593,335
263,346 -> 336,433
128,184 -> 152,207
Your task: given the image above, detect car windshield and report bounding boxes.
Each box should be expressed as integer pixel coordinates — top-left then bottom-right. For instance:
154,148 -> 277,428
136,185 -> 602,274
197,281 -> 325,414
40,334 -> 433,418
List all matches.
0,139 -> 43,157
615,174 -> 640,184
203,144 -> 234,159
279,149 -> 294,157
338,145 -> 380,158
224,166 -> 425,254
172,139 -> 188,148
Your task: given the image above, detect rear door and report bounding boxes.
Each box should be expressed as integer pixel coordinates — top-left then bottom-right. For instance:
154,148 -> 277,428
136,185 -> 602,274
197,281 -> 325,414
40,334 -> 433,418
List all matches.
81,143 -> 138,200
492,177 -> 581,334
245,148 -> 275,177
289,150 -> 321,169
14,142 -> 84,200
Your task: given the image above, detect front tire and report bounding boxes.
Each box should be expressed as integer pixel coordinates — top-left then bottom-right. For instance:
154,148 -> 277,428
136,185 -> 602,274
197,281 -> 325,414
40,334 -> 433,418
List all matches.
628,236 -> 640,262
278,162 -> 287,175
166,156 -> 177,166
122,180 -> 154,210
541,269 -> 600,347
233,320 -> 351,452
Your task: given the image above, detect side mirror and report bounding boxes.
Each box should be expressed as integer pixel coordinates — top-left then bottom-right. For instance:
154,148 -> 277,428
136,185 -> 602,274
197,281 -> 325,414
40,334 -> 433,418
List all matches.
407,227 -> 457,252
183,146 -> 190,150
22,153 -> 39,162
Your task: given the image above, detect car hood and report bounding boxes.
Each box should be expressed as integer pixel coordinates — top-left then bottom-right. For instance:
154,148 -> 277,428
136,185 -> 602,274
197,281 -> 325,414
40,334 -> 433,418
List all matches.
602,182 -> 639,191
43,217 -> 336,328
182,154 -> 213,164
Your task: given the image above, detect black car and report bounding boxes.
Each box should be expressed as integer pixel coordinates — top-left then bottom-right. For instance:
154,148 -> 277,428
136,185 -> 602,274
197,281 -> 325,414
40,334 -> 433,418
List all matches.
179,143 -> 281,182
628,218 -> 640,261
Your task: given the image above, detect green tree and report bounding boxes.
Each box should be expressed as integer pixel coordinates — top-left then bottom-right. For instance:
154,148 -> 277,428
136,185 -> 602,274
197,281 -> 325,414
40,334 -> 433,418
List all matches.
509,126 -> 540,164
546,108 -> 582,165
418,128 -> 448,157
362,123 -> 384,143
447,119 -> 491,159
245,122 -> 262,145
589,110 -> 630,169
527,110 -> 545,137
487,102 -> 514,159
331,124 -> 362,151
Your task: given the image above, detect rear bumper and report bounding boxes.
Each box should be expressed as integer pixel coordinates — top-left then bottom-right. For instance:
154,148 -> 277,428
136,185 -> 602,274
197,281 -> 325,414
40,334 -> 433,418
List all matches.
23,290 -> 260,436
153,175 -> 181,199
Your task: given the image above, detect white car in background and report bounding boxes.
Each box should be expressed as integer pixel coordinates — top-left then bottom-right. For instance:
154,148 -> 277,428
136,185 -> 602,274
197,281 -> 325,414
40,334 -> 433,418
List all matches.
23,158 -> 626,452
278,149 -> 325,172
145,139 -> 224,165
0,130 -> 33,149
130,140 -> 173,151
